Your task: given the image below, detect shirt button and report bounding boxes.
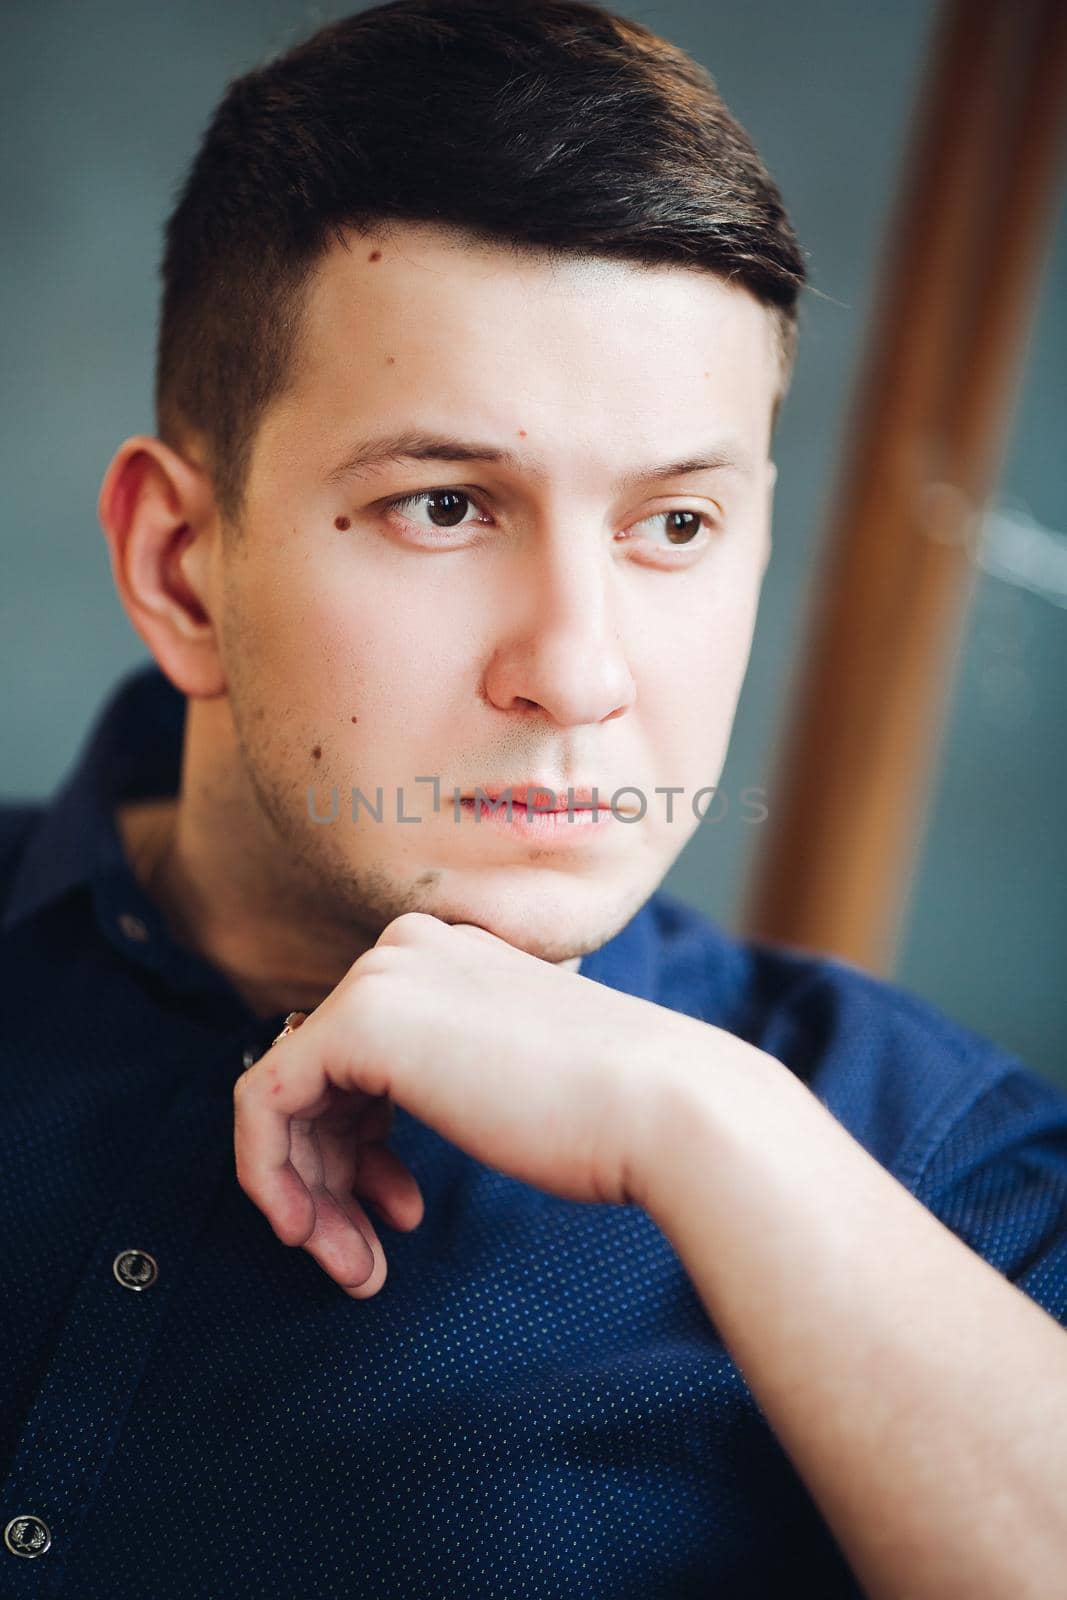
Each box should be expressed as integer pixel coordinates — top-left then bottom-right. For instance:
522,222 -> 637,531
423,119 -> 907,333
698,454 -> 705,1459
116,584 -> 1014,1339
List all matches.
113,1249 -> 159,1290
118,911 -> 150,942
4,1514 -> 52,1558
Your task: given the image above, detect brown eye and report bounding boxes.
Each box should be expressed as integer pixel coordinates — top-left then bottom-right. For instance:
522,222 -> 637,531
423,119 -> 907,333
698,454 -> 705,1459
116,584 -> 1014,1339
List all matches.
381,488 -> 484,531
631,508 -> 715,550
663,510 -> 703,545
421,491 -> 470,527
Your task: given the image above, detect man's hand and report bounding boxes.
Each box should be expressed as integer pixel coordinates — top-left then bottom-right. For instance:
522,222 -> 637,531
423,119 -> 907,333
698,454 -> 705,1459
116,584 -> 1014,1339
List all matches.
232,910 -> 738,1298
233,910 -> 1067,1597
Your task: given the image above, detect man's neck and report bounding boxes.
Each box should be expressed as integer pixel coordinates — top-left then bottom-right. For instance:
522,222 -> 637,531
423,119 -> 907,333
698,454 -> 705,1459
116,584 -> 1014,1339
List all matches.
113,794 -> 351,1018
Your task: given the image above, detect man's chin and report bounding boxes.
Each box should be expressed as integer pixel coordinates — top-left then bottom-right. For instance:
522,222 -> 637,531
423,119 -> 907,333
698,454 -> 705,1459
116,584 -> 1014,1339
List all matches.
312,850 -> 656,965
443,916 -> 589,967
420,881 -> 650,967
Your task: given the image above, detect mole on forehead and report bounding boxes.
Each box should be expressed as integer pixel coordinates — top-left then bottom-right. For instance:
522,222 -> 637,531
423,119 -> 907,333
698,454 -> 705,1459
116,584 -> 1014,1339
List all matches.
355,225 -> 610,276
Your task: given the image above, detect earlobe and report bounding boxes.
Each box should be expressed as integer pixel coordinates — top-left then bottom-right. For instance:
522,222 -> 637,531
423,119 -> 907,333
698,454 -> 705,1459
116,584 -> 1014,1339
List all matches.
97,435 -> 226,698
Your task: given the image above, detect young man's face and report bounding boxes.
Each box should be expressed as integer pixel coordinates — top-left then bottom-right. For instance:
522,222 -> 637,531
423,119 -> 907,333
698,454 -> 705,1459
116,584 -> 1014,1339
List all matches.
217,222 -> 778,964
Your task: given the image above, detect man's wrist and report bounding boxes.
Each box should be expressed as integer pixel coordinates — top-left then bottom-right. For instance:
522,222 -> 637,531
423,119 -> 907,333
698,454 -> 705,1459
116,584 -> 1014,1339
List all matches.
625,1018 -> 800,1220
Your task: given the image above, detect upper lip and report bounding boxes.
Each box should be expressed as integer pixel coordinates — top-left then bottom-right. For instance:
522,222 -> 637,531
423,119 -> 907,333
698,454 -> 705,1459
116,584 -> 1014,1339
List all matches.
460,782 -> 633,813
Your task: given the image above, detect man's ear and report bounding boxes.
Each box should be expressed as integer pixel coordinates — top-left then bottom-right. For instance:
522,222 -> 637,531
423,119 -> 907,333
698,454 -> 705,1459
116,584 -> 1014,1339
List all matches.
97,435 -> 227,698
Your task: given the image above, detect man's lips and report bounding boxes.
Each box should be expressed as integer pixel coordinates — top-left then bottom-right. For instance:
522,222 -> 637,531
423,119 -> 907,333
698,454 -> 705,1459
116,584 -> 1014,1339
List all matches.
458,783 -> 636,815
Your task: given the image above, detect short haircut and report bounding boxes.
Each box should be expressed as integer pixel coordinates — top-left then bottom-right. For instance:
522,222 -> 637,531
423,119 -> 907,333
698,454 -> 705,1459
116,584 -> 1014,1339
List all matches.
155,0 -> 807,528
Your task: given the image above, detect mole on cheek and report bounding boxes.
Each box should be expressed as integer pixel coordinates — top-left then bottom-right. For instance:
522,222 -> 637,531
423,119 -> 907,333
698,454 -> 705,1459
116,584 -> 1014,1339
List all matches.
311,745 -> 322,761
334,515 -> 351,530
368,249 -> 382,261
385,356 -> 395,365
350,715 -> 359,724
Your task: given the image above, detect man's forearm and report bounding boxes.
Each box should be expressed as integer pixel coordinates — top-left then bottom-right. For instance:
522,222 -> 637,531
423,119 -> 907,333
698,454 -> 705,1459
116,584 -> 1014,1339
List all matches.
633,1039 -> 1067,1600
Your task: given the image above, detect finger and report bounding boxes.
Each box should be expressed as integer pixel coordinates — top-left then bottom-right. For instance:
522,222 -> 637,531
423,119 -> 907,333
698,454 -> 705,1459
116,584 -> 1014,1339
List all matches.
284,1114 -> 393,1295
234,1094 -> 317,1248
347,1142 -> 425,1231
288,1110 -> 375,1249
349,1093 -> 394,1146
289,1097 -> 400,1231
299,1180 -> 386,1298
233,1011 -> 356,1240
316,1124 -> 423,1242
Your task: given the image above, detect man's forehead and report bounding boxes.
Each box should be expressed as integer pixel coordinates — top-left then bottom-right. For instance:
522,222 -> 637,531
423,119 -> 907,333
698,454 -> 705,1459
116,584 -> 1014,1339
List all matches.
309,219 -> 773,333
270,224 -> 779,466
325,219 -> 649,285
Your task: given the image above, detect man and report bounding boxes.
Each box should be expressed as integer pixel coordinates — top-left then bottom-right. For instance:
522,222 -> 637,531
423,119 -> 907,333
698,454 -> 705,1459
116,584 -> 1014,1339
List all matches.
2,1 -> 1065,1595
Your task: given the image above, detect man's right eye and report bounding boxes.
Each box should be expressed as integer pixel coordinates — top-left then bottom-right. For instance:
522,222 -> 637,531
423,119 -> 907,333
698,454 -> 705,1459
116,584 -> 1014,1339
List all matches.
379,487 -> 491,531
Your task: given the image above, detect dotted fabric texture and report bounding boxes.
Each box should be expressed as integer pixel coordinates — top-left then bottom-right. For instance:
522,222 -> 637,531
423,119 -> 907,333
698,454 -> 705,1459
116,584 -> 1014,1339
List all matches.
1,663 -> 1065,1599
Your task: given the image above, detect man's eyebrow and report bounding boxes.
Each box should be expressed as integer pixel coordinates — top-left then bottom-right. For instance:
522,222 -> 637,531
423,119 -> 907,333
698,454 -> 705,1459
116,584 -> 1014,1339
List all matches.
322,430 -> 755,489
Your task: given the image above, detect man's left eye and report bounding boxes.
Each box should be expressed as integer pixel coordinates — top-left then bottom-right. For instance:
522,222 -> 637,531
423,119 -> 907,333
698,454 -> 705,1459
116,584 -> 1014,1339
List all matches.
632,509 -> 715,547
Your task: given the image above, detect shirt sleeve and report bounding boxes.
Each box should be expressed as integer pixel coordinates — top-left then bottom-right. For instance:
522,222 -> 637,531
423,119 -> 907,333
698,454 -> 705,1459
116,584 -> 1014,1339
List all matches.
911,1064 -> 1067,1326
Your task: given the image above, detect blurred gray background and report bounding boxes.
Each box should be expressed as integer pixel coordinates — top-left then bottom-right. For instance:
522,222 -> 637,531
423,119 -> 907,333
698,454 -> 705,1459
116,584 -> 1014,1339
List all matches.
1,1 -> 1064,1086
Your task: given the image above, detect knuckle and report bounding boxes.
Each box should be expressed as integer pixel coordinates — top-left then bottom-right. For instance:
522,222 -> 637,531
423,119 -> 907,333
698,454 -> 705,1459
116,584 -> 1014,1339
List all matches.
346,968 -> 390,1031
376,910 -> 437,945
453,922 -> 497,942
348,946 -> 392,980
333,965 -> 390,1050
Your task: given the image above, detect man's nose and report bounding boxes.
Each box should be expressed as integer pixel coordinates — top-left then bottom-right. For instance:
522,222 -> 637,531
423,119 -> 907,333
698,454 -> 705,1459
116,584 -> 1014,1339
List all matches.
481,533 -> 637,728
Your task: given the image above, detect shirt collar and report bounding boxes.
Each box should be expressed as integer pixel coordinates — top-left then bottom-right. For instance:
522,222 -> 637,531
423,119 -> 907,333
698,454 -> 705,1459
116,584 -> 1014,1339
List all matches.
3,661 -> 264,1030
4,660 -> 185,934
4,659 -> 664,1017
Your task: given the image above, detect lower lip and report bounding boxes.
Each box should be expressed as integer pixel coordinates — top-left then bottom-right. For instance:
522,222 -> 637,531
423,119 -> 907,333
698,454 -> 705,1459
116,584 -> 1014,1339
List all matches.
458,797 -> 628,841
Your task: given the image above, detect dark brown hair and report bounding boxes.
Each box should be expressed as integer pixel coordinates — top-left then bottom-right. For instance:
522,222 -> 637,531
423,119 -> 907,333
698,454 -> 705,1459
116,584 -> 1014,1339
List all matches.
155,0 -> 807,528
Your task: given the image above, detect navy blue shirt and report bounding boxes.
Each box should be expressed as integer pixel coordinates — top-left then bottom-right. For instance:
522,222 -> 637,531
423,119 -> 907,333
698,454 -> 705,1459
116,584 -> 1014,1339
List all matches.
3,661 -> 1066,1598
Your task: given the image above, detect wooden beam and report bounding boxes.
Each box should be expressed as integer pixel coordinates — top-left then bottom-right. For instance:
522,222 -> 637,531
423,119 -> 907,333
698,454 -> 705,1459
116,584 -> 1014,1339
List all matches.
740,0 -> 1067,971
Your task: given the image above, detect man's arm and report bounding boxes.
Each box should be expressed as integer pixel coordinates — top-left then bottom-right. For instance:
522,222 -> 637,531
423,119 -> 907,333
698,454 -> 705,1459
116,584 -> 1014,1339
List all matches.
633,1042 -> 1067,1600
233,907 -> 1067,1596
